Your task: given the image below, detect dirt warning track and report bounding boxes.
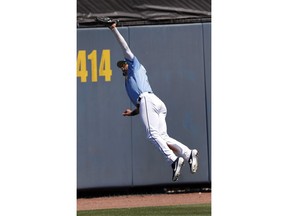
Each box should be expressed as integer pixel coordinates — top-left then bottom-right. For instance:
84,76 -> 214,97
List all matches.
77,192 -> 211,210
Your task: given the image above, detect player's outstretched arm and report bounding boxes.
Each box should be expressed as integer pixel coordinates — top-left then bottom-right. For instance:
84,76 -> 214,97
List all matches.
109,23 -> 134,61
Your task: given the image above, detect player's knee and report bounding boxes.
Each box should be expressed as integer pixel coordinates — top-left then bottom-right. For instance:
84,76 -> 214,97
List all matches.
147,130 -> 160,141
160,133 -> 169,141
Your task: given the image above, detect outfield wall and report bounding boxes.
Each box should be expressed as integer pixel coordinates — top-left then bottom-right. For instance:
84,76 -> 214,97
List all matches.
77,23 -> 211,189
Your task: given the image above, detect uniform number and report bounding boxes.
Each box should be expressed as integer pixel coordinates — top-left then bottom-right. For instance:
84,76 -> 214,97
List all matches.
77,49 -> 112,82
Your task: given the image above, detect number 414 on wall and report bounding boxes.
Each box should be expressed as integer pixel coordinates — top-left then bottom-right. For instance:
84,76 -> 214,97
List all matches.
77,50 -> 112,82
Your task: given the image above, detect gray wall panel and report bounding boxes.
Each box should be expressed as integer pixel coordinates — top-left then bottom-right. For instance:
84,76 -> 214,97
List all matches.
77,28 -> 133,188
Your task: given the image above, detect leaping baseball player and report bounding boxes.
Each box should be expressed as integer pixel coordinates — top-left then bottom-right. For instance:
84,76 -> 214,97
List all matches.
97,17 -> 199,181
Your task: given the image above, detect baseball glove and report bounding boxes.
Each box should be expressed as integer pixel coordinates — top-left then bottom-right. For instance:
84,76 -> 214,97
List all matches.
95,17 -> 119,27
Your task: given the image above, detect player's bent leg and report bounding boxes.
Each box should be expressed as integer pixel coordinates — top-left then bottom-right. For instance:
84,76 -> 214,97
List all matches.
146,128 -> 178,163
157,100 -> 192,163
139,95 -> 177,164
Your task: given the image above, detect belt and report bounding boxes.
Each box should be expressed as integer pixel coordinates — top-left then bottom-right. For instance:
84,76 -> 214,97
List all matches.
137,92 -> 152,103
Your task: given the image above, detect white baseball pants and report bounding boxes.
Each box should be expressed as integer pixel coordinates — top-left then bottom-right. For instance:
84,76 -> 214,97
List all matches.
138,92 -> 192,164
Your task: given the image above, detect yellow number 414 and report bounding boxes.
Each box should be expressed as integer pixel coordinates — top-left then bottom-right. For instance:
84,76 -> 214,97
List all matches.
77,49 -> 112,82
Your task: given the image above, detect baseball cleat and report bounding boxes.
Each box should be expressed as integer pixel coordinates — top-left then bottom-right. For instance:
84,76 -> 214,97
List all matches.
95,17 -> 119,27
171,157 -> 184,182
189,149 -> 199,174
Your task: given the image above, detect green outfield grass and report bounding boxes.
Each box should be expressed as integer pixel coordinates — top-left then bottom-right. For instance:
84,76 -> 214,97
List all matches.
77,203 -> 211,216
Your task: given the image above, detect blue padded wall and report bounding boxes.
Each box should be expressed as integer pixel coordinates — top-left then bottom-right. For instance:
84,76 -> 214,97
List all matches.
77,23 -> 211,189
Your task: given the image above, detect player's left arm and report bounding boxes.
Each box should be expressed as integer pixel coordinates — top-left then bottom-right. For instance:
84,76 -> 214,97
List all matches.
122,105 -> 139,116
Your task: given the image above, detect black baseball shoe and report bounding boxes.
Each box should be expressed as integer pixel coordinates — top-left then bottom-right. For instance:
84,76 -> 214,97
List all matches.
189,149 -> 199,174
171,157 -> 184,182
95,17 -> 119,27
